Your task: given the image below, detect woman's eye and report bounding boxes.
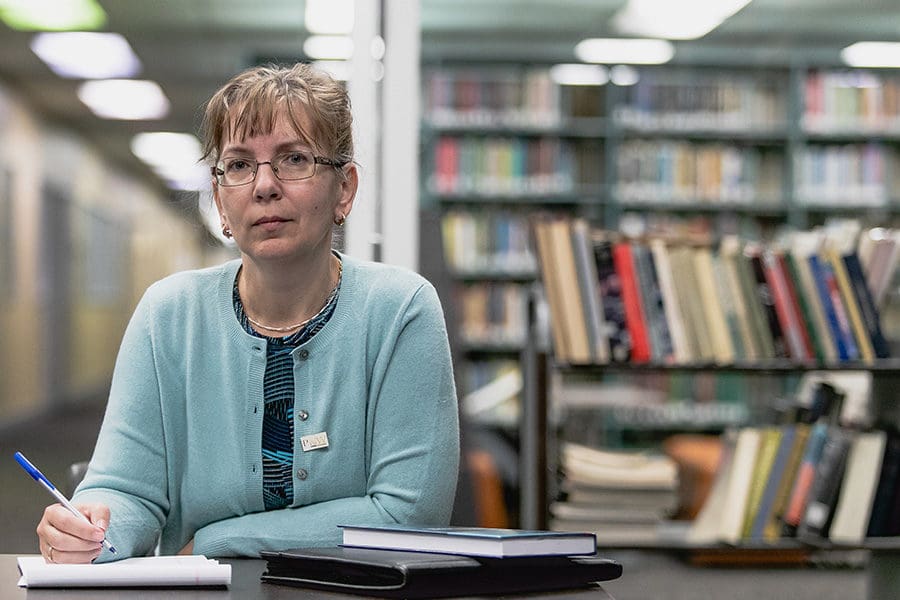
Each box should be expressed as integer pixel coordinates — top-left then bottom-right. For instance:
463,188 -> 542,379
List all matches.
226,159 -> 251,172
284,152 -> 311,165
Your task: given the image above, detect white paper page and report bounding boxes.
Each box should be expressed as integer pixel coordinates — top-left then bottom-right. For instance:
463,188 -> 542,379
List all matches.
17,555 -> 231,588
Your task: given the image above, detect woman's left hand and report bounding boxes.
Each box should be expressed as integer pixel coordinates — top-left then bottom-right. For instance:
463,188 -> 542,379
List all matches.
178,539 -> 194,555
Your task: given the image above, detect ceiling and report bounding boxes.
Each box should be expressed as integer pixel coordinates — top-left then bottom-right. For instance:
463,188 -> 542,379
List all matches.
2,0 -> 900,198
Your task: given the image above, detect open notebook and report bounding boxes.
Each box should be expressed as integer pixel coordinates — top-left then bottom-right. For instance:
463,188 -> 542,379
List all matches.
17,555 -> 231,588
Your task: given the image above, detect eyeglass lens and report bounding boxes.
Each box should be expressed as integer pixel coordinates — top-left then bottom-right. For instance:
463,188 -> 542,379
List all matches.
217,151 -> 316,185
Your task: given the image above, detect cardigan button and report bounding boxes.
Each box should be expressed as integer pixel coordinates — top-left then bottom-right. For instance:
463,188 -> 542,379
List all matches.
298,349 -> 310,360
297,409 -> 309,421
297,469 -> 308,480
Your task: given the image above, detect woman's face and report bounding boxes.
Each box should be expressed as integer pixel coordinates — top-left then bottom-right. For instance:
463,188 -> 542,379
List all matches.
213,109 -> 356,266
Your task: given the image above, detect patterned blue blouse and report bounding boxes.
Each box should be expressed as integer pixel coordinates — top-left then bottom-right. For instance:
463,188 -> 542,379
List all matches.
232,262 -> 341,510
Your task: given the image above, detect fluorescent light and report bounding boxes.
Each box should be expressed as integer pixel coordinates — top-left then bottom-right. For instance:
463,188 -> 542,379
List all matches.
610,65 -> 640,86
549,64 -> 609,86
131,132 -> 201,167
611,0 -> 752,40
303,35 -> 353,60
0,0 -> 105,31
575,38 -> 674,65
78,80 -> 169,120
131,132 -> 206,190
842,42 -> 900,68
30,32 -> 141,79
305,0 -> 353,34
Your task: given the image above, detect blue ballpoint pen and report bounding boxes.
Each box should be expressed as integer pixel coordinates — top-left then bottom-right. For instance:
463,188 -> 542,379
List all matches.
13,451 -> 117,554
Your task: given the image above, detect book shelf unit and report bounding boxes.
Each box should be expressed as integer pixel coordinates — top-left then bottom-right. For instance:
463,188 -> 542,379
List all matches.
419,65 -> 900,579
518,346 -> 900,598
421,61 -> 900,433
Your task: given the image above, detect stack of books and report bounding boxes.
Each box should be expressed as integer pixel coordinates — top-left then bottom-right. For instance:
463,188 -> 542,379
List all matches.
688,380 -> 899,546
261,525 -> 622,598
550,442 -> 679,545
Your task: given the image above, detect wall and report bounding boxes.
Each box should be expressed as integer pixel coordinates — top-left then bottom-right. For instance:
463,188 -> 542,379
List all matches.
0,82 -> 212,425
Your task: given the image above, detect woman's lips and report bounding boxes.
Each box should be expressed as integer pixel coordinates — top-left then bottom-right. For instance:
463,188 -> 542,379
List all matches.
254,217 -> 289,231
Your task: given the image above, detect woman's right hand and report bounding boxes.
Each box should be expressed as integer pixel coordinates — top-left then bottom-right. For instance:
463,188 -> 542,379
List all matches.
36,503 -> 110,564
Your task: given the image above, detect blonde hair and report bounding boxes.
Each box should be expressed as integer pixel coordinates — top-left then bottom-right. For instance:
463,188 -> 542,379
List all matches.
200,63 -> 353,168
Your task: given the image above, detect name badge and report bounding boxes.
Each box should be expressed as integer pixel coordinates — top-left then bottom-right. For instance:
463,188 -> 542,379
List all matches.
300,432 -> 329,452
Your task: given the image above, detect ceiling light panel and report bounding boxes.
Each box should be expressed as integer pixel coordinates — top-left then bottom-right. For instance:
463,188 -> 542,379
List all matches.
612,0 -> 753,40
0,0 -> 106,31
30,32 -> 142,79
575,38 -> 674,65
78,80 -> 169,120
842,42 -> 900,68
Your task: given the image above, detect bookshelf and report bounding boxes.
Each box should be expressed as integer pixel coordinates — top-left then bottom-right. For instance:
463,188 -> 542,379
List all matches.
419,61 -> 900,598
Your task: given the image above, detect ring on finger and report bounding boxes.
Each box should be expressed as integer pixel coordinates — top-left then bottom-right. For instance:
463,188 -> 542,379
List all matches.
48,545 -> 55,563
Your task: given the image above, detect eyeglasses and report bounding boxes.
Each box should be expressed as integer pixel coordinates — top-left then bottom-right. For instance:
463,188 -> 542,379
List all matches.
212,150 -> 347,187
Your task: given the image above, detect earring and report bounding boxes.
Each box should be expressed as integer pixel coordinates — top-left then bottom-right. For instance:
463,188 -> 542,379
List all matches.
222,224 -> 233,238
334,213 -> 346,226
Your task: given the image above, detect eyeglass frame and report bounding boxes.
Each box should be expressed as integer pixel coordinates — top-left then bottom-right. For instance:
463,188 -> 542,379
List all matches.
211,151 -> 348,187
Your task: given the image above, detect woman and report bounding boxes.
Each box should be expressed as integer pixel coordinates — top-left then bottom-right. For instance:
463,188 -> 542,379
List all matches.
35,63 -> 460,563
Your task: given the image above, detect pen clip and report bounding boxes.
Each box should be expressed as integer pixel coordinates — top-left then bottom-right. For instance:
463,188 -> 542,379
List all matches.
13,452 -> 56,490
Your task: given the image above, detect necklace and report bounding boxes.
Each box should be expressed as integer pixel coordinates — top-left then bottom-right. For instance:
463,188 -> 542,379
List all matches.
243,260 -> 342,333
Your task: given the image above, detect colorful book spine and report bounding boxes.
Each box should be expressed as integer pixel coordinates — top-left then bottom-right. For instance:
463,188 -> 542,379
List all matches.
749,425 -> 797,540
612,242 -> 651,363
782,423 -> 829,535
842,252 -> 891,358
808,254 -> 857,361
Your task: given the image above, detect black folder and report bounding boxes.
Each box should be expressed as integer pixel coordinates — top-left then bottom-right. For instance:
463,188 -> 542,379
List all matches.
260,546 -> 622,598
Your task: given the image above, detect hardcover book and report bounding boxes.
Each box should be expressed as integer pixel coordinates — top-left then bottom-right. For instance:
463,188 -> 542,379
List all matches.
340,525 -> 598,558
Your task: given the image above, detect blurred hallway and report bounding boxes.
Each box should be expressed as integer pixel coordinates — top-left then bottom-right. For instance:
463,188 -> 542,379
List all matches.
0,398 -> 105,554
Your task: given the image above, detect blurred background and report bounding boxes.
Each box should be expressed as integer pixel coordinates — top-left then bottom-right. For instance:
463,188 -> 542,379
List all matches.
1,2 -> 899,597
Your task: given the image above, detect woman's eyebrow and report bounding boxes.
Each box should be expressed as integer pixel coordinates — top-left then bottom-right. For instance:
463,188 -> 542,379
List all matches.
220,141 -> 312,156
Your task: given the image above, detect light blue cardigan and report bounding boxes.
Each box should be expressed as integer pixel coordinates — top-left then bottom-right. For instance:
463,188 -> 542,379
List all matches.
74,254 -> 460,560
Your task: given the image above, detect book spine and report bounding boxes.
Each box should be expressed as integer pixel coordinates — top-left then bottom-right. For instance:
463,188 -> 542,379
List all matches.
761,250 -> 808,361
807,254 -> 854,361
867,433 -> 900,537
797,429 -> 852,539
570,219 -> 610,364
748,249 -> 789,359
826,248 -> 875,363
612,242 -> 651,363
594,239 -> 632,362
842,252 -> 891,358
750,425 -> 796,540
782,423 -> 829,534
633,244 -> 674,362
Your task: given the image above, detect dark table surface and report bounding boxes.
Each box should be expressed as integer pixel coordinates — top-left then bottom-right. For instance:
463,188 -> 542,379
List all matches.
4,555 -> 614,600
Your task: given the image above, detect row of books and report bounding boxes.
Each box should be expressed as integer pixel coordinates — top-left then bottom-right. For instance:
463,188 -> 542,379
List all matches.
534,217 -> 897,366
457,282 -> 529,348
804,70 -> 900,132
615,72 -> 785,132
441,210 -> 536,275
794,143 -> 890,205
550,442 -> 679,545
424,69 -> 562,129
615,140 -> 783,204
425,67 -> 900,136
430,136 -> 579,197
689,419 -> 900,545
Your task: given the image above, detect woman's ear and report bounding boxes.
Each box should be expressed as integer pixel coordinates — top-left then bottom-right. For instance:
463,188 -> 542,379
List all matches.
336,162 -> 358,222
